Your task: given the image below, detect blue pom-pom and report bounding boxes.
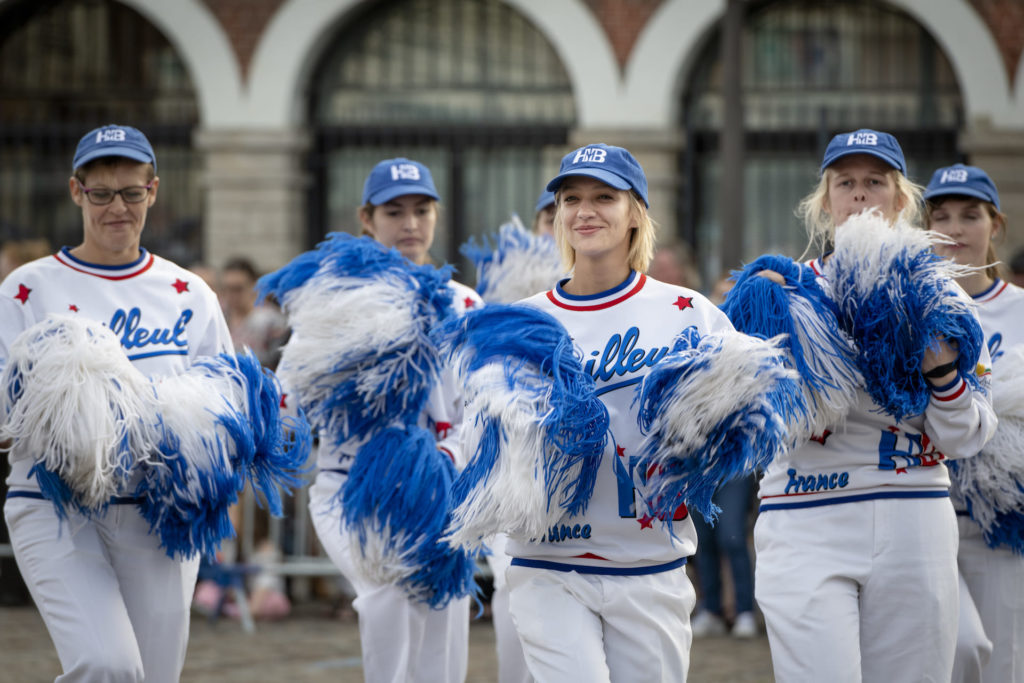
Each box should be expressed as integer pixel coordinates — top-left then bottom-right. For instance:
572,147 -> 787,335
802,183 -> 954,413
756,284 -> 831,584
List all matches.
259,233 -> 456,444
636,327 -> 797,527
341,425 -> 477,607
826,219 -> 985,421
439,304 -> 607,520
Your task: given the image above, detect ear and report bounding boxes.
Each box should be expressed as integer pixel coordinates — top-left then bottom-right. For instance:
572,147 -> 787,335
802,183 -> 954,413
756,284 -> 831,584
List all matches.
358,206 -> 376,238
147,177 -> 160,206
69,177 -> 85,207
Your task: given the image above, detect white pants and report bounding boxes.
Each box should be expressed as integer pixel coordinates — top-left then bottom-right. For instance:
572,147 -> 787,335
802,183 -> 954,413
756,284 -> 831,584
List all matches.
952,516 -> 1024,683
485,535 -> 533,683
506,563 -> 694,683
4,495 -> 199,683
754,497 -> 959,683
309,472 -> 469,683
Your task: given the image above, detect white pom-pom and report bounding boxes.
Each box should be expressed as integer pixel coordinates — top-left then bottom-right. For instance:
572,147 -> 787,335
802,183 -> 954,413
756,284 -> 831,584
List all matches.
0,315 -> 158,507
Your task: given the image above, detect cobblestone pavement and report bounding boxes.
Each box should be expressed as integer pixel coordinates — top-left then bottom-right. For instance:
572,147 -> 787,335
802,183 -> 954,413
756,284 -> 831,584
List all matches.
0,603 -> 774,682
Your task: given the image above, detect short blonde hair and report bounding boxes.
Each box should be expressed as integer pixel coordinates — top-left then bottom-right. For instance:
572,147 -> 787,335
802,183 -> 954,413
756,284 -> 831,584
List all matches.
553,189 -> 656,273
925,196 -> 1008,281
797,167 -> 924,257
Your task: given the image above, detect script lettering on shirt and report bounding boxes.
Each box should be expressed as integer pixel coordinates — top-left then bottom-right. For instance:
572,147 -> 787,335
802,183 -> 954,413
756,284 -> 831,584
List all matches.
541,523 -> 592,543
987,332 -> 1003,361
784,468 -> 850,494
108,307 -> 192,353
584,327 -> 669,384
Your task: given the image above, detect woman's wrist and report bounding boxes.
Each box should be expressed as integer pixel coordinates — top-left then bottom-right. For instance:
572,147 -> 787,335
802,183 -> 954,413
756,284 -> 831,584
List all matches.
923,360 -> 959,387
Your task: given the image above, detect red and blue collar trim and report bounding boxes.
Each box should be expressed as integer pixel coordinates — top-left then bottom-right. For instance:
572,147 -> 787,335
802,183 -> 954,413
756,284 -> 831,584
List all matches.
54,247 -> 154,280
972,278 -> 1008,303
547,271 -> 646,311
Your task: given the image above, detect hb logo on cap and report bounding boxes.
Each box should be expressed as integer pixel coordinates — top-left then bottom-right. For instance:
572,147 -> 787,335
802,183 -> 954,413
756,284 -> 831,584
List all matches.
96,128 -> 128,143
390,163 -> 421,181
939,168 -> 969,184
847,132 -> 878,146
572,148 -> 608,165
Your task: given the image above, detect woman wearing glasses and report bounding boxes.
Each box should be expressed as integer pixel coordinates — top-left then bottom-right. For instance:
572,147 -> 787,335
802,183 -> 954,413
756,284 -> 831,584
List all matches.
0,125 -> 233,681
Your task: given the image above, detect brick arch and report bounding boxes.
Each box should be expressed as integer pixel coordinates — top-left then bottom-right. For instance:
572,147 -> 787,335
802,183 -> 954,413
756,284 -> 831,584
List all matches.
245,0 -> 620,128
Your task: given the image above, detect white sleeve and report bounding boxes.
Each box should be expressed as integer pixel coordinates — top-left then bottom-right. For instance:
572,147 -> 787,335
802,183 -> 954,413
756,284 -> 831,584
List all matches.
923,345 -> 996,460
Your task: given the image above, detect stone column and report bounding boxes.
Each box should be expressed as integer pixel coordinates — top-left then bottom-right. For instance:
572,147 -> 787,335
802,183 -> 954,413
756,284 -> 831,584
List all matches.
195,128 -> 311,273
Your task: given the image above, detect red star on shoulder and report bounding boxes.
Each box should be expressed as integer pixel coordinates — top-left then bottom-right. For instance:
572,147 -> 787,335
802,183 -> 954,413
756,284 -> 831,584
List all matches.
172,278 -> 189,294
279,393 -> 288,410
895,467 -> 908,474
463,296 -> 477,309
637,513 -> 655,529
435,421 -> 452,439
673,296 -> 693,310
14,284 -> 31,304
616,445 -> 625,457
68,304 -> 79,312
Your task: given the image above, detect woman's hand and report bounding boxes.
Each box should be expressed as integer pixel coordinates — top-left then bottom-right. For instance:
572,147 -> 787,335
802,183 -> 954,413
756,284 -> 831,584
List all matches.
755,270 -> 786,285
921,337 -> 959,386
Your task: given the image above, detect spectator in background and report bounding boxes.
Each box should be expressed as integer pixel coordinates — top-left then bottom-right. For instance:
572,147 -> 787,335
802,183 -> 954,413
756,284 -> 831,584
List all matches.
221,256 -> 289,370
0,238 -> 51,281
532,189 -> 556,237
187,262 -> 219,296
647,240 -> 703,292
193,256 -> 292,621
651,248 -> 756,638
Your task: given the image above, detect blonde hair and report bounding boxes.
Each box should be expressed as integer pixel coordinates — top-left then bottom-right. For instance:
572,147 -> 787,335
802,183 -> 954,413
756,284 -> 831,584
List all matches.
797,166 -> 924,257
925,196 -> 1008,282
553,189 -> 656,273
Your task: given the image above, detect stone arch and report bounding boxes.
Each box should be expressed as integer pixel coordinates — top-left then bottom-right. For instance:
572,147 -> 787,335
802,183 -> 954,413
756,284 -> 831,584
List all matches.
246,0 -> 620,128
121,0 -> 244,126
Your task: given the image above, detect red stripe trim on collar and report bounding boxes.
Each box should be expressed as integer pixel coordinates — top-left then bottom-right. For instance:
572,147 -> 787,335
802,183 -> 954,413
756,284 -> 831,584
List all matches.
546,273 -> 646,311
54,251 -> 155,280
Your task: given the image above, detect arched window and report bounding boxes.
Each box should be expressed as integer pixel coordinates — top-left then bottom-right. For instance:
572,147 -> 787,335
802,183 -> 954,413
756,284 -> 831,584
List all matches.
0,0 -> 201,264
681,0 -> 963,282
308,0 -> 575,272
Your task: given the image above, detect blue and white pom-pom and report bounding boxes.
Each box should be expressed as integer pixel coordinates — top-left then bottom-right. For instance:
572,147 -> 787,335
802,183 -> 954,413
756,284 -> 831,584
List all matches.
460,215 -> 564,303
436,304 -> 608,551
0,314 -> 158,514
257,233 -> 455,446
721,254 -> 861,442
636,326 -> 800,526
138,351 -> 311,558
0,315 -> 310,557
824,209 -> 984,421
340,424 -> 477,607
949,344 -> 1024,554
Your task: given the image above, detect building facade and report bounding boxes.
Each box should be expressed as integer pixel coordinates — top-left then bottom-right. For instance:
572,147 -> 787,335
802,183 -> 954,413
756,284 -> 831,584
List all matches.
1,0 -> 1022,287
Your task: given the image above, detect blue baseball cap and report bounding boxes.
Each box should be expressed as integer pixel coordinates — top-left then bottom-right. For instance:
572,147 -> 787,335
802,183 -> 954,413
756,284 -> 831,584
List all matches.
535,189 -> 556,213
73,125 -> 157,173
820,129 -> 906,175
924,163 -> 1000,211
546,143 -> 649,207
362,157 -> 440,205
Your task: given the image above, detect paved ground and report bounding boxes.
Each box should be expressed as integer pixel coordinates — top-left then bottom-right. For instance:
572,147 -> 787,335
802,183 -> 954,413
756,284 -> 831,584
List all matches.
0,601 -> 774,682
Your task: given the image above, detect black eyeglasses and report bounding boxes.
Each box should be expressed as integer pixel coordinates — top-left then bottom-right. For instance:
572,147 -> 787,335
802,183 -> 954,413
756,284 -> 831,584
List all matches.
77,180 -> 153,206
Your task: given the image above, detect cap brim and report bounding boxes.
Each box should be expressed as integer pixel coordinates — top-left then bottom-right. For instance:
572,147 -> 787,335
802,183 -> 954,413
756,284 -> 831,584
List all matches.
367,184 -> 441,205
924,186 -> 998,208
546,168 -> 632,194
822,149 -> 904,174
74,146 -> 155,170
